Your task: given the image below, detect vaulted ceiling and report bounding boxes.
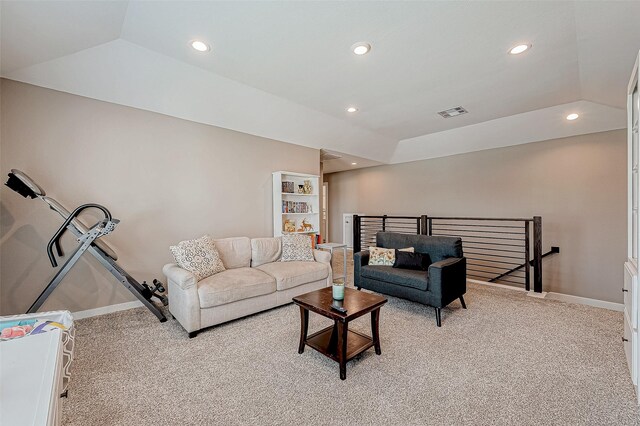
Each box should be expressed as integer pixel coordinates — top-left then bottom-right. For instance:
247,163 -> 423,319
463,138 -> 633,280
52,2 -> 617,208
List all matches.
2,1 -> 638,170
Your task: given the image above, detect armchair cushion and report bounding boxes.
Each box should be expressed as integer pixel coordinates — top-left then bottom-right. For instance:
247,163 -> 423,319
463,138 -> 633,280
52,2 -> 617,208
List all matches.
368,246 -> 414,266
393,250 -> 432,271
360,265 -> 429,291
377,232 -> 462,262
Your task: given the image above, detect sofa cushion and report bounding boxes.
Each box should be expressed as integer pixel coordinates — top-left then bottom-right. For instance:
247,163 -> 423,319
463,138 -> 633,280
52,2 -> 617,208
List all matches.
368,246 -> 414,266
197,267 -> 276,308
251,237 -> 282,267
214,237 -> 251,269
360,265 -> 429,291
256,261 -> 329,291
281,234 -> 314,262
169,235 -> 225,281
393,250 -> 432,271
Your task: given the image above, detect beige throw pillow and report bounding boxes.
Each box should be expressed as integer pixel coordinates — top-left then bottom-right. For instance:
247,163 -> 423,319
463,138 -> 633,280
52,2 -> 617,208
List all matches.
170,235 -> 225,280
281,234 -> 315,262
368,246 -> 414,266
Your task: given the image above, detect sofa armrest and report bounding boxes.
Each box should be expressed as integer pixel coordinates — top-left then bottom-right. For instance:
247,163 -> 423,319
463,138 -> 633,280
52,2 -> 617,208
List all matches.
313,249 -> 331,265
430,257 -> 465,270
353,250 -> 370,288
428,257 -> 467,306
162,263 -> 197,290
162,263 -> 201,333
353,250 -> 370,266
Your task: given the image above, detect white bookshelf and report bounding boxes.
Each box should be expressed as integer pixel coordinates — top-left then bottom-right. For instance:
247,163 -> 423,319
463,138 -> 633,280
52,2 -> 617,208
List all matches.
273,171 -> 320,237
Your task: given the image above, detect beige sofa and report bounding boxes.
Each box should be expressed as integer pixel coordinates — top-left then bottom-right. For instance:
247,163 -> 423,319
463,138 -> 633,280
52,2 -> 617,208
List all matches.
163,237 -> 332,337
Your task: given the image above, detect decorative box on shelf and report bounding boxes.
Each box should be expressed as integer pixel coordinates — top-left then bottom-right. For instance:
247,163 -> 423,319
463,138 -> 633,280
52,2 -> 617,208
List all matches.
273,171 -> 320,237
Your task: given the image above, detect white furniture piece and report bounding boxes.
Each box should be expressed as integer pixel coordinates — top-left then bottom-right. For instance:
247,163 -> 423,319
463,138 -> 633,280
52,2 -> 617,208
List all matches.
164,236 -> 332,337
342,212 -> 364,248
272,171 -> 320,237
625,49 -> 640,404
1,330 -> 64,426
316,242 -> 348,282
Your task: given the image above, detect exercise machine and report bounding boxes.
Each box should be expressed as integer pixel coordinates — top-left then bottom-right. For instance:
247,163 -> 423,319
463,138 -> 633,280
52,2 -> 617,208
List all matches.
5,169 -> 167,322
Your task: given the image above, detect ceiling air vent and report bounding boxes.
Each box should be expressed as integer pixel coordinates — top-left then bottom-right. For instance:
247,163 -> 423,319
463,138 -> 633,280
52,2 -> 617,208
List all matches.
438,106 -> 468,118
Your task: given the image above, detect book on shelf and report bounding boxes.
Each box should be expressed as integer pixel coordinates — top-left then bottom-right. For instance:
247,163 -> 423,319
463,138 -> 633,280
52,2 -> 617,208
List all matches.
282,200 -> 312,213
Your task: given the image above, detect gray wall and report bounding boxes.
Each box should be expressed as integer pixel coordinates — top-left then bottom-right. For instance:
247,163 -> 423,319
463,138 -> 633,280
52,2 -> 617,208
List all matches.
0,79 -> 320,315
325,130 -> 627,303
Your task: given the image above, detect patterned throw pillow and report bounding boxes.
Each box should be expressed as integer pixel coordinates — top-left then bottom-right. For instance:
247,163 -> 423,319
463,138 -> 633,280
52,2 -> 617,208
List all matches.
368,246 -> 414,266
281,234 -> 315,262
170,235 -> 225,281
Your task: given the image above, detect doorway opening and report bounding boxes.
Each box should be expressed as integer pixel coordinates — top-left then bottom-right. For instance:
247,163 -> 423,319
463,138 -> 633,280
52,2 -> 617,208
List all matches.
322,182 -> 328,243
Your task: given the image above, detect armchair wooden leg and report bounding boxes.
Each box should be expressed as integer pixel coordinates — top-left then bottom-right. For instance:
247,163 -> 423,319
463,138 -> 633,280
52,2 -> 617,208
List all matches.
459,295 -> 467,309
435,308 -> 442,327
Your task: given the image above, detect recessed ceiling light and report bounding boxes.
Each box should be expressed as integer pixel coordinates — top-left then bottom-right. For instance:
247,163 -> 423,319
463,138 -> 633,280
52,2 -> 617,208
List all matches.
351,42 -> 371,55
509,44 -> 531,55
346,107 -> 358,113
566,113 -> 579,121
351,162 -> 357,166
190,40 -> 210,52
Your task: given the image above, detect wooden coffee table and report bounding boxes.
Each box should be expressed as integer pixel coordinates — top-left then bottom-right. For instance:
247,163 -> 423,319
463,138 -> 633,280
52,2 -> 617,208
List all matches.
292,287 -> 387,380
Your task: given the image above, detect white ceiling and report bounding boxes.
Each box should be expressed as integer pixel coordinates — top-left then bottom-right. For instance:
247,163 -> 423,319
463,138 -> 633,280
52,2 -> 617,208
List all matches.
322,152 -> 383,174
392,100 -> 625,163
1,1 -> 637,171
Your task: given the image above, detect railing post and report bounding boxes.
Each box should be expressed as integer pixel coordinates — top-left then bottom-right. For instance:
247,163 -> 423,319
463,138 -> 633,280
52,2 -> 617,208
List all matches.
533,216 -> 542,293
353,215 -> 361,254
420,215 -> 428,235
524,220 -> 531,292
382,214 -> 387,231
428,217 -> 433,236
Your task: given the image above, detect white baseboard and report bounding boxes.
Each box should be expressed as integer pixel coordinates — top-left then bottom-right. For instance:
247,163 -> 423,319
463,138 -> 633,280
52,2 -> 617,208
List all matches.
72,301 -> 143,320
467,279 -> 527,292
468,279 -> 623,312
545,292 -> 624,312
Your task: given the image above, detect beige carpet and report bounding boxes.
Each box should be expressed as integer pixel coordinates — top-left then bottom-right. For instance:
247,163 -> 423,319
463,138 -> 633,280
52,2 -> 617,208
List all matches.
62,254 -> 639,425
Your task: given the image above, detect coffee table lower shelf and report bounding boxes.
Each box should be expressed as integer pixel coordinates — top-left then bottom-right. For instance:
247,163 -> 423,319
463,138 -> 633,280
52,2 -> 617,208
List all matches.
305,326 -> 374,362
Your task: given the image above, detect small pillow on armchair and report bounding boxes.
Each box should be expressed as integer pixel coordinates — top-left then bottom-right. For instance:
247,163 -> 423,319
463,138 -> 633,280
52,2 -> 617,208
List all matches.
170,235 -> 225,281
281,234 -> 315,262
368,246 -> 414,266
393,250 -> 432,271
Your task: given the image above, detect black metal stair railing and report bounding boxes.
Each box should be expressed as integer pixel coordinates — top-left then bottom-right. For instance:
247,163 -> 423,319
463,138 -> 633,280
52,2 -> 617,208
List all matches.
353,214 -> 557,293
354,215 -> 421,252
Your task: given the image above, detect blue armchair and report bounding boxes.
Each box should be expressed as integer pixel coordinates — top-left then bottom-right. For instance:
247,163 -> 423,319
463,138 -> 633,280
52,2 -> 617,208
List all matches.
354,232 -> 467,326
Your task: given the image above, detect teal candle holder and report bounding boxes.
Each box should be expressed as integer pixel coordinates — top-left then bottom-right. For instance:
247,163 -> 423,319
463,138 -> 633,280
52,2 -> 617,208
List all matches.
332,280 -> 345,300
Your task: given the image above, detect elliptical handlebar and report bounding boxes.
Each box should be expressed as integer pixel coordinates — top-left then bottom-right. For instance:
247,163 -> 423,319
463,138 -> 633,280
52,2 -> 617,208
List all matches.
47,203 -> 113,267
